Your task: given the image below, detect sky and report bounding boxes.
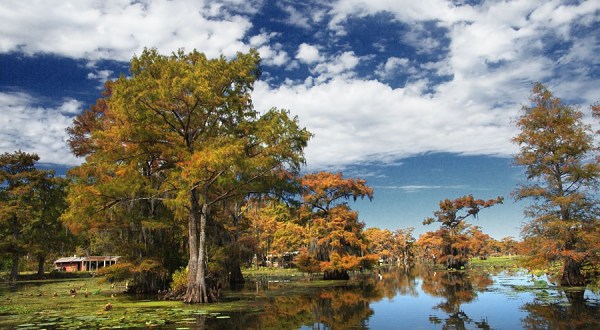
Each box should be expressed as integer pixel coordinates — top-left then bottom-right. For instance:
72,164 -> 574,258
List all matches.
1,0 -> 598,239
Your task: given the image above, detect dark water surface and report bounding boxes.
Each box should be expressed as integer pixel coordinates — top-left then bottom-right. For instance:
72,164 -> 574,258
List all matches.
1,267 -> 599,329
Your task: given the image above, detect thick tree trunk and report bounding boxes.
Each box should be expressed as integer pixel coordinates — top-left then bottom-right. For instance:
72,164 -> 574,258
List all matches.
323,269 -> 349,280
560,257 -> 585,286
229,259 -> 245,286
37,255 -> 45,277
184,189 -> 201,303
195,204 -> 209,303
184,190 -> 210,304
447,259 -> 466,270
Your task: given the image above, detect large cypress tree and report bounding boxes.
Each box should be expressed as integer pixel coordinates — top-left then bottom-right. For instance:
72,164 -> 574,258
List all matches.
513,83 -> 599,286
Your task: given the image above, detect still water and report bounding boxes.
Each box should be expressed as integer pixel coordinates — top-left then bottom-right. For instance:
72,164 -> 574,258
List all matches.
1,267 -> 598,329
214,267 -> 600,329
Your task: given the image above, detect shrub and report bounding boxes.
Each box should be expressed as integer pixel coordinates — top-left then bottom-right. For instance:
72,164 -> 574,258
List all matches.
170,267 -> 188,293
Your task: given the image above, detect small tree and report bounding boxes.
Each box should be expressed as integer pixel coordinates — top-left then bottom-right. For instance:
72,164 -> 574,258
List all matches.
513,83 -> 599,286
300,172 -> 374,280
394,227 -> 416,268
364,227 -> 394,264
423,195 -> 503,269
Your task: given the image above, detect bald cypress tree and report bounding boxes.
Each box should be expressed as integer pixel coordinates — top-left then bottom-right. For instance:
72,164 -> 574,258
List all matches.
513,83 -> 599,286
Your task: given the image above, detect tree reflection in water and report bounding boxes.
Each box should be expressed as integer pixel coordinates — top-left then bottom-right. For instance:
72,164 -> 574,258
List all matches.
421,270 -> 494,329
237,268 -> 423,329
200,268 -> 598,329
521,289 -> 600,329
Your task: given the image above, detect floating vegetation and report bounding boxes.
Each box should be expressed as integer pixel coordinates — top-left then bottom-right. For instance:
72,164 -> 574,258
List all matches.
0,278 -> 242,329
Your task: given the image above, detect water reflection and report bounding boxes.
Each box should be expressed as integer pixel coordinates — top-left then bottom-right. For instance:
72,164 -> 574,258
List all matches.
202,267 -> 599,329
421,270 -> 493,329
521,289 -> 600,329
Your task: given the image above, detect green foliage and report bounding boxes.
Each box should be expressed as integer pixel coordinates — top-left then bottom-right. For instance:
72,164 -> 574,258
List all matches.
0,150 -> 70,279
170,267 -> 189,292
64,48 -> 310,302
96,263 -> 133,282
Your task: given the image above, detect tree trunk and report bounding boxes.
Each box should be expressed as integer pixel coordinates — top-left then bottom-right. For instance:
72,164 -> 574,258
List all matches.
560,257 -> 585,286
184,189 -> 201,303
229,203 -> 245,287
10,253 -> 19,281
195,204 -> 209,302
229,259 -> 245,286
10,215 -> 19,281
37,255 -> 45,278
323,269 -> 349,280
184,194 -> 210,304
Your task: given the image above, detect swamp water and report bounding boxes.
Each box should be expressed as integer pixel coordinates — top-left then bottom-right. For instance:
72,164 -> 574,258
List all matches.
0,268 -> 598,329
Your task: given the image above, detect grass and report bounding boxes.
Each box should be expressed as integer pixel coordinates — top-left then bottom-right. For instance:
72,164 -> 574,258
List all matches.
469,255 -> 523,268
242,267 -> 310,277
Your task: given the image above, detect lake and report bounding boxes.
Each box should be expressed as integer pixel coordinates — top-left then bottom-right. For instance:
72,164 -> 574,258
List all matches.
1,266 -> 599,329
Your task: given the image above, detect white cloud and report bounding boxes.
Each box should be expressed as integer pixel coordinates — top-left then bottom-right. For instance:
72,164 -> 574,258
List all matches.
252,77 -> 520,170
279,4 -> 311,29
376,57 -> 411,79
257,45 -> 290,67
87,69 -> 114,86
0,0 -> 255,61
327,0 -> 477,35
0,92 -> 82,165
248,31 -> 291,67
0,0 -> 598,171
312,51 -> 360,82
58,99 -> 83,115
375,184 -> 469,193
296,43 -> 321,64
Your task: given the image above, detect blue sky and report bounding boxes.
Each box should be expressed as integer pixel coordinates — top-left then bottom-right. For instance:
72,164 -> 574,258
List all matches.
1,0 -> 598,239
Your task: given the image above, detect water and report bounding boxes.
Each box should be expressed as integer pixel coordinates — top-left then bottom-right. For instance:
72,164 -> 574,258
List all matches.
1,267 -> 598,329
220,267 -> 599,329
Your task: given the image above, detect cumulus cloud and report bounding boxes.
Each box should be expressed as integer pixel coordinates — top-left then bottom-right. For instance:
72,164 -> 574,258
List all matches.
253,77 -> 520,169
327,0 -> 477,35
0,0 -> 598,171
0,92 -> 82,165
256,0 -> 596,169
296,43 -> 321,64
312,51 -> 360,82
375,57 -> 412,80
0,0 -> 255,61
87,69 -> 114,86
278,4 -> 312,29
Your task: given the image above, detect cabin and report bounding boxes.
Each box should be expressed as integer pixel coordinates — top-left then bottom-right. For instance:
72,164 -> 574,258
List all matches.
265,251 -> 299,268
54,255 -> 120,272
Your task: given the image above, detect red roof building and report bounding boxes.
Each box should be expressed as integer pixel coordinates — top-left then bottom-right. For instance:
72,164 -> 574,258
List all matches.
54,256 -> 120,272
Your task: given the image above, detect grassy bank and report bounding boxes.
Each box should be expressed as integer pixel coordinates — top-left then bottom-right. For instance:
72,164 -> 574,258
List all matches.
242,267 -> 308,277
469,255 -> 523,268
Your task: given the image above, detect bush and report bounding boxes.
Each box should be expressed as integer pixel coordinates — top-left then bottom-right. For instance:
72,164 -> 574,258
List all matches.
170,267 -> 188,293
